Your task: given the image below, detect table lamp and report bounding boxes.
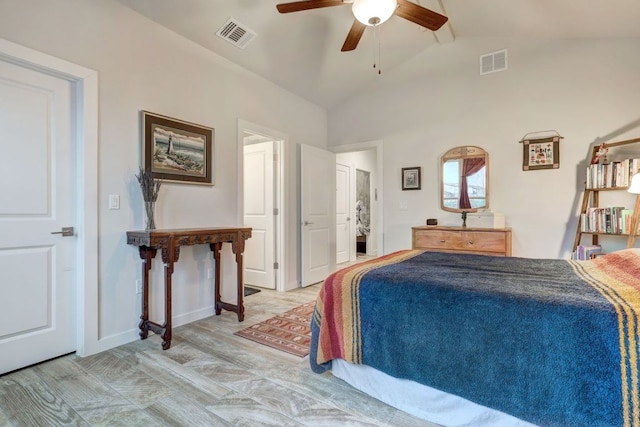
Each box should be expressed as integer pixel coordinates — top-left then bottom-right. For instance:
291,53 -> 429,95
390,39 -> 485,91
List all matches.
627,172 -> 640,248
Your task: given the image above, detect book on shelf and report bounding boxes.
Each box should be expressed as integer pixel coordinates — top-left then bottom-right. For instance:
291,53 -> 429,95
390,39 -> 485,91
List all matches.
606,207 -> 614,233
621,209 -> 634,234
632,158 -> 640,176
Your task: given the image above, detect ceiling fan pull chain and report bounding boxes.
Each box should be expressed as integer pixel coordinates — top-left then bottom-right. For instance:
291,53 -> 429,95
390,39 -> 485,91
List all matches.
372,23 -> 382,75
378,25 -> 382,75
372,24 -> 377,71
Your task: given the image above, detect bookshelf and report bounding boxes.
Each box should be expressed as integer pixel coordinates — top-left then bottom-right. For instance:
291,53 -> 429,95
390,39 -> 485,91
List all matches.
573,137 -> 640,256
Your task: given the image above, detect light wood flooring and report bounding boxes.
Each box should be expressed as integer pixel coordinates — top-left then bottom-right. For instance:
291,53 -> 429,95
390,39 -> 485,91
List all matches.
0,269 -> 440,426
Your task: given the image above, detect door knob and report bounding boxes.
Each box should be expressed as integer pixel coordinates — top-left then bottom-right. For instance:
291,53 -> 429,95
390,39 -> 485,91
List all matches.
51,226 -> 74,237
303,221 -> 314,226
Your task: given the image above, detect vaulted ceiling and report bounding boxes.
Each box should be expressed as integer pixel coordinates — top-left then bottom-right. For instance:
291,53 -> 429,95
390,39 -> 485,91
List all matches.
115,0 -> 640,109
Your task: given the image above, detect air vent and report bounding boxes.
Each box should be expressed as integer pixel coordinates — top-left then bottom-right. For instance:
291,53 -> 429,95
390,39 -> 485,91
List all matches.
216,18 -> 257,49
479,49 -> 508,75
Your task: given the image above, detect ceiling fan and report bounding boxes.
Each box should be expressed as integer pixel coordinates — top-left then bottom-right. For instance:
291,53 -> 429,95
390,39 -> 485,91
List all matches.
276,0 -> 448,52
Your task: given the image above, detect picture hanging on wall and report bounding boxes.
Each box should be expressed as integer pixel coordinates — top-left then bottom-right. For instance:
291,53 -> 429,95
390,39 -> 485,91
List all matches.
402,167 -> 421,190
356,169 -> 371,237
142,111 -> 214,185
521,135 -> 561,171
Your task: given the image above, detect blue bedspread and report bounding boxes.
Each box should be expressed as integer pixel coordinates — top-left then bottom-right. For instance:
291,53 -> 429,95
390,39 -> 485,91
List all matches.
310,249 -> 640,427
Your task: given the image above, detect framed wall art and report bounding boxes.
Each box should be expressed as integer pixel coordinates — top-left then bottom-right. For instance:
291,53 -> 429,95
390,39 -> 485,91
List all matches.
402,166 -> 421,190
522,135 -> 561,171
142,111 -> 214,185
356,169 -> 371,237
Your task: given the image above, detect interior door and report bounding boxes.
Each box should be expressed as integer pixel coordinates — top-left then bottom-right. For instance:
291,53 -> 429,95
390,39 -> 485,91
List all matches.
336,162 -> 351,264
301,145 -> 336,286
0,58 -> 76,374
243,141 -> 275,289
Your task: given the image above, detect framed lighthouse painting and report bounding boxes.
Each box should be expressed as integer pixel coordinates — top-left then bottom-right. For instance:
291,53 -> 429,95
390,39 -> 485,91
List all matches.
142,111 -> 214,185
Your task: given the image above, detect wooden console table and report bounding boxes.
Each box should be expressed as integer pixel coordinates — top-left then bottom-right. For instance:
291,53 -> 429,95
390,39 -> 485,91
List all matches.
126,227 -> 252,350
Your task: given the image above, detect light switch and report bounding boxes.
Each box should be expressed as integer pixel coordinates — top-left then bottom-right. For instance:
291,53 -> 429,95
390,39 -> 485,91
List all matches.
399,201 -> 408,211
108,194 -> 120,210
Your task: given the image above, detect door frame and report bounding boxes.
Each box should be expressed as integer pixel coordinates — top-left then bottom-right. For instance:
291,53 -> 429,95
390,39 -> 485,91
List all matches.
331,140 -> 384,256
0,38 -> 99,357
237,119 -> 286,291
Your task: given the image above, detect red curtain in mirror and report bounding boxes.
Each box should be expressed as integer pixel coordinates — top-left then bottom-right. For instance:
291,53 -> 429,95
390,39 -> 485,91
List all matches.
459,158 -> 485,209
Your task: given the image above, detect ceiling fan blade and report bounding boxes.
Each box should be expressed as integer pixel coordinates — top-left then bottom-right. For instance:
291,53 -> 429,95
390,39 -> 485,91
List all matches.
341,19 -> 367,52
394,0 -> 448,31
276,0 -> 346,14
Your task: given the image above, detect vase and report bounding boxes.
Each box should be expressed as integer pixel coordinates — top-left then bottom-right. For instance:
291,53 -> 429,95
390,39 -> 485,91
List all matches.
144,201 -> 156,230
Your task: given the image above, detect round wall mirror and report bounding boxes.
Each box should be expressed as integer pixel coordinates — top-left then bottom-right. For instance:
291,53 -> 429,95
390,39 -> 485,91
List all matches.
440,146 -> 489,212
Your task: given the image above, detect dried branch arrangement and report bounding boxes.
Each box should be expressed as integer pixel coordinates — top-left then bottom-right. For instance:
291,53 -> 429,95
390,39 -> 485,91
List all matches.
135,167 -> 161,202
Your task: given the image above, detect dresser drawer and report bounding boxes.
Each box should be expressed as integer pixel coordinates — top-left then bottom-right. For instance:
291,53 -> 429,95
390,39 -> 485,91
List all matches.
412,226 -> 512,256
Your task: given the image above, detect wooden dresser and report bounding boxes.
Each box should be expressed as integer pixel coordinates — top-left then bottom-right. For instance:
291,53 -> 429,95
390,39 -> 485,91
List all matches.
412,226 -> 512,256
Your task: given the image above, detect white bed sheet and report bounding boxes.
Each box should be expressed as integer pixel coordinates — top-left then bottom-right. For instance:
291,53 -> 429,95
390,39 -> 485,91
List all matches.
331,359 -> 538,427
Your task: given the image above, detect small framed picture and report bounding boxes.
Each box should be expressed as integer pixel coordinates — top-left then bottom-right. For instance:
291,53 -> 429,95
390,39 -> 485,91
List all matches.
142,111 -> 214,185
402,167 -> 421,190
522,136 -> 560,171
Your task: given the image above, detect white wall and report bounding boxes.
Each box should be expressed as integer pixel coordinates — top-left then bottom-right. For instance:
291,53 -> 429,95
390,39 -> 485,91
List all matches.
0,0 -> 327,352
329,37 -> 640,258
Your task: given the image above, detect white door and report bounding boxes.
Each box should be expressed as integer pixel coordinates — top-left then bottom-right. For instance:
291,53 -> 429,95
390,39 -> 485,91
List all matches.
0,58 -> 76,374
301,145 -> 336,286
336,162 -> 351,264
243,141 -> 275,289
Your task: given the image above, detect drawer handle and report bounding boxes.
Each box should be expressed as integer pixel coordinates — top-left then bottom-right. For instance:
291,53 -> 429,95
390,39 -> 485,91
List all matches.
468,240 -> 474,245
440,239 -> 446,243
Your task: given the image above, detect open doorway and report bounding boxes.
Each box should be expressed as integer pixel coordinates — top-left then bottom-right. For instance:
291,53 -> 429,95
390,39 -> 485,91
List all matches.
238,121 -> 339,291
333,141 -> 384,264
237,120 -> 286,291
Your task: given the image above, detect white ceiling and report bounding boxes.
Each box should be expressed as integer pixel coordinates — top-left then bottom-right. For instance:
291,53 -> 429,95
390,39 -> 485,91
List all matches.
115,0 -> 640,109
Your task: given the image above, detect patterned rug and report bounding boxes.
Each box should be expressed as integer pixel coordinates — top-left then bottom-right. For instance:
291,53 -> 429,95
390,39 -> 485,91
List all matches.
234,301 -> 315,357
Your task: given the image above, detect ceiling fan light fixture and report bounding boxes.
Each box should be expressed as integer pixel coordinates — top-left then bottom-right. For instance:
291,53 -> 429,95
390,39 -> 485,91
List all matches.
352,0 -> 397,26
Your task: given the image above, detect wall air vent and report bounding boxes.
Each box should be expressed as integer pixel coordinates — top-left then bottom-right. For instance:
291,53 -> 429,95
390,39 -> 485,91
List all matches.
216,18 -> 257,49
479,49 -> 508,75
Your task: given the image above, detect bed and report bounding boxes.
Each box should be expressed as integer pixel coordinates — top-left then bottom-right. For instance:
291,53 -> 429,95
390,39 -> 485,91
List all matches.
310,249 -> 640,427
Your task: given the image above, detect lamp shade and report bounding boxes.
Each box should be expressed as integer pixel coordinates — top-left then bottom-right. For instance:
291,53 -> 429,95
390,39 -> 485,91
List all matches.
629,172 -> 640,195
352,0 -> 397,26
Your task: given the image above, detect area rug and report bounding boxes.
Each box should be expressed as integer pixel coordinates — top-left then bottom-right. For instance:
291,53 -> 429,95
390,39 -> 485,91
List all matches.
234,301 -> 315,357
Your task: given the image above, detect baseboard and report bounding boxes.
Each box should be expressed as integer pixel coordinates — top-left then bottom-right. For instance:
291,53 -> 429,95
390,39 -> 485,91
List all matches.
96,329 -> 140,353
173,306 -> 216,328
94,306 -> 216,354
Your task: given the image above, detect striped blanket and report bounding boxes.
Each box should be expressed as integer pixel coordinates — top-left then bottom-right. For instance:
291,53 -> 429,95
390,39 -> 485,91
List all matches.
310,249 -> 640,427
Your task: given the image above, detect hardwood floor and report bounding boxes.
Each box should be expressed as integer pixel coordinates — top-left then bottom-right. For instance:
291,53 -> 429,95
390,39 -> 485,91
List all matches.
0,278 -> 439,427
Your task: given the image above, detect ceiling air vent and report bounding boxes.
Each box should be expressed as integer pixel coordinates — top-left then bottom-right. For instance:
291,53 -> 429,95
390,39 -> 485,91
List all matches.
479,49 -> 508,75
216,18 -> 257,49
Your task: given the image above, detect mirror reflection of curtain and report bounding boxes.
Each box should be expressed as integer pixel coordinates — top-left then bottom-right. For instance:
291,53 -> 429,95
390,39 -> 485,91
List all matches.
459,158 -> 485,209
440,146 -> 489,212
356,169 -> 370,237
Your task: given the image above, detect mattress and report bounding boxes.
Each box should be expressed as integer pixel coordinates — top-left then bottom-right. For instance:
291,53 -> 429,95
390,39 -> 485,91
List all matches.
332,359 -> 538,427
